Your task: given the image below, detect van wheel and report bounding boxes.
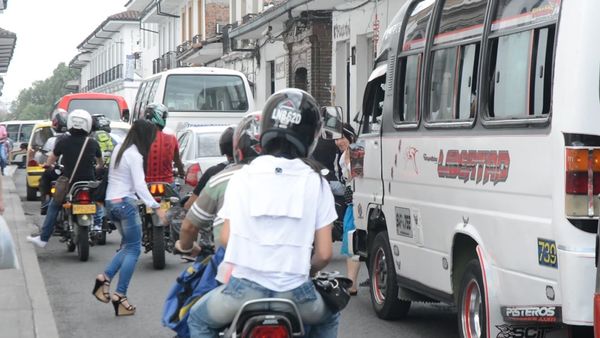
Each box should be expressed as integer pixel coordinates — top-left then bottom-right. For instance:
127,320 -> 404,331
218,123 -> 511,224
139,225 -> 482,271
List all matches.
26,184 -> 38,201
458,259 -> 487,338
368,231 -> 411,320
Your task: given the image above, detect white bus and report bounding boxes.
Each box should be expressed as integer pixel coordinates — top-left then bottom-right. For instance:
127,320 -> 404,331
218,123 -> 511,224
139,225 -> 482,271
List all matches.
350,0 -> 594,337
131,67 -> 254,133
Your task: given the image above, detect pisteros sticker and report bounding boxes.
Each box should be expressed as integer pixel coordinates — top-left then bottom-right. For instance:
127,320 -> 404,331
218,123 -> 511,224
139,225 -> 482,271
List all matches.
502,306 -> 561,324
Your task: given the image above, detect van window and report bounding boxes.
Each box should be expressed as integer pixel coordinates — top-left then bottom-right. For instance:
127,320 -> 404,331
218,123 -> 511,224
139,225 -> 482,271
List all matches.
429,47 -> 457,122
6,124 -> 19,141
141,80 -> 157,113
486,26 -> 554,119
148,79 -> 159,103
492,0 -> 560,32
396,54 -> 421,123
134,81 -> 148,119
68,99 -> 121,121
20,124 -> 35,143
164,75 -> 248,112
402,0 -> 435,52
436,0 -> 486,44
362,75 -> 386,133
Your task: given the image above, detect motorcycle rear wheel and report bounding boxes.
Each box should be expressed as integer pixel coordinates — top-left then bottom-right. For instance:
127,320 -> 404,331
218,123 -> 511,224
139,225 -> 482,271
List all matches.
77,226 -> 89,262
152,226 -> 166,270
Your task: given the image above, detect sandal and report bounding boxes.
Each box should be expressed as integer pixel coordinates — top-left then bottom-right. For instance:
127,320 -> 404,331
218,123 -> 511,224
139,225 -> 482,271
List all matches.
112,293 -> 136,316
92,274 -> 111,303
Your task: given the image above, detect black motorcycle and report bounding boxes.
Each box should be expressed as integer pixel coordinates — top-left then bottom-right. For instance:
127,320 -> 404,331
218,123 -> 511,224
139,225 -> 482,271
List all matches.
139,182 -> 179,270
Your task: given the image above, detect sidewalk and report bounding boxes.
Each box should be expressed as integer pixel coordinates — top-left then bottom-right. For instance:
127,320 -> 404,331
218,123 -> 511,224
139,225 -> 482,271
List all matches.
0,168 -> 59,338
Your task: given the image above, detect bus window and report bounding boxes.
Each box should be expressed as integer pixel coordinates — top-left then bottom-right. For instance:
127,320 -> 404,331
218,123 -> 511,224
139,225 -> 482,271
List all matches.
532,27 -> 553,116
493,0 -> 560,32
396,54 -> 421,124
457,44 -> 479,120
133,81 -> 148,119
436,0 -> 486,44
6,124 -> 19,142
429,47 -> 458,122
148,79 -> 159,104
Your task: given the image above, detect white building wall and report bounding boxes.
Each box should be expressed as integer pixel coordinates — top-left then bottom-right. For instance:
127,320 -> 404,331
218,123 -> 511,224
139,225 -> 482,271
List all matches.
332,0 -> 406,121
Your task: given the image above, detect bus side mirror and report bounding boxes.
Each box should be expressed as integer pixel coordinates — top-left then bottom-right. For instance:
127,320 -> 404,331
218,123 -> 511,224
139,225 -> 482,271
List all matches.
122,109 -> 130,122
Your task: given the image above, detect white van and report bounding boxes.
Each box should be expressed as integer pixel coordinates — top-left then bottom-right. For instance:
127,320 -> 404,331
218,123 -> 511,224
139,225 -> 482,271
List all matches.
131,67 -> 254,133
0,120 -> 43,167
350,0 -> 595,337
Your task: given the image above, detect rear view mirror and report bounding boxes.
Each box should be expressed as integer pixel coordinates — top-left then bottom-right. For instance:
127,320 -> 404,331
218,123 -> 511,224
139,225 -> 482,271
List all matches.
321,106 -> 343,140
122,109 -> 130,122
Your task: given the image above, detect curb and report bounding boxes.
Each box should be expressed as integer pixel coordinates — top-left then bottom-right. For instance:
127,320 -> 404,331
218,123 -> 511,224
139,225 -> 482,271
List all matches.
4,175 -> 59,338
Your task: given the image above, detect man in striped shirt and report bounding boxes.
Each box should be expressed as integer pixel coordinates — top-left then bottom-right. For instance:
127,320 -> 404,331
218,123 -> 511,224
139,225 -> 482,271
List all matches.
175,112 -> 261,256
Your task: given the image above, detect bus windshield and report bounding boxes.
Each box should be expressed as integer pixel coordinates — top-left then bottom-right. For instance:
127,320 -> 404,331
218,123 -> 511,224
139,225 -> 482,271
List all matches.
164,75 -> 249,113
67,99 -> 121,121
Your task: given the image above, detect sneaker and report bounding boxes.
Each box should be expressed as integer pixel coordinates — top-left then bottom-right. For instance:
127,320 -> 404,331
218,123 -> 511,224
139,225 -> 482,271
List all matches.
26,235 -> 48,248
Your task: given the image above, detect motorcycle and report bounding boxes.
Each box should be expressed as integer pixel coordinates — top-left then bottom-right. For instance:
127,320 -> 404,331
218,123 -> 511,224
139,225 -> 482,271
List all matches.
139,181 -> 180,270
221,298 -> 305,338
53,180 -> 101,261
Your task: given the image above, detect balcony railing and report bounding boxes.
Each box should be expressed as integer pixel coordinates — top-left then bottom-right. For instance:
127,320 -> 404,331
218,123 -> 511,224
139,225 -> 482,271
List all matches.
152,51 -> 182,74
85,64 -> 123,91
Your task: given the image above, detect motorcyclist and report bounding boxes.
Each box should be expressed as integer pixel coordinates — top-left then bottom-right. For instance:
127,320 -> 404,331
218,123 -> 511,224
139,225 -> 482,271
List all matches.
176,112 -> 261,256
26,109 -> 103,248
144,103 -> 185,187
39,108 -> 69,215
89,114 -> 115,234
182,126 -> 235,210
187,89 -> 339,337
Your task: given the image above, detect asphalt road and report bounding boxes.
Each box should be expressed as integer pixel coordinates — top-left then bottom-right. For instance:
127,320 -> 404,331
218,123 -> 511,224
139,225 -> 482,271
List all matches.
14,168 -> 459,338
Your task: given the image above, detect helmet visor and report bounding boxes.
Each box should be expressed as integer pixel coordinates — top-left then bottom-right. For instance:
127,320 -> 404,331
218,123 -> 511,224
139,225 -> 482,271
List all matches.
321,106 -> 343,140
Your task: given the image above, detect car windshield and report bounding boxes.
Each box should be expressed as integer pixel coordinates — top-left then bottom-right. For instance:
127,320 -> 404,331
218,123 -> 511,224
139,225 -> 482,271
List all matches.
195,132 -> 222,157
164,75 -> 249,112
67,99 -> 121,121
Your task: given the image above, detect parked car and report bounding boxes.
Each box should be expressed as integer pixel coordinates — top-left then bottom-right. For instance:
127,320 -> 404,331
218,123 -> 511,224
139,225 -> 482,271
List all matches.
177,125 -> 229,189
131,67 -> 254,134
25,121 -> 54,201
0,120 -> 42,168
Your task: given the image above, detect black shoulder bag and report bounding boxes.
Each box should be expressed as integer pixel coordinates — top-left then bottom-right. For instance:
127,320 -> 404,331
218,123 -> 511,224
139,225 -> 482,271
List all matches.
312,272 -> 353,313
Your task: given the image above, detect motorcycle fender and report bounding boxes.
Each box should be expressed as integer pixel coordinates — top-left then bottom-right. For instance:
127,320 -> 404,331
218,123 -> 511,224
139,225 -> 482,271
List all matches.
151,214 -> 164,227
75,214 -> 92,227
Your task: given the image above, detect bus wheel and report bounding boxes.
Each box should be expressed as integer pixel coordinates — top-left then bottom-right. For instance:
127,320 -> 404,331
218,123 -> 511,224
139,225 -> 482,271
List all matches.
368,231 -> 411,320
458,259 -> 487,338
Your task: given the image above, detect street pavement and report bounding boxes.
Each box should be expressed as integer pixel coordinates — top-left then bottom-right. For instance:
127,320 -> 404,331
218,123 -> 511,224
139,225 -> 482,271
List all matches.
7,166 -> 459,338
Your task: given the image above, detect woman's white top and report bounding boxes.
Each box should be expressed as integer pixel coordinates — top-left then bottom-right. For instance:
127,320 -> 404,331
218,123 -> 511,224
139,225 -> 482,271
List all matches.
219,155 -> 337,292
338,149 -> 351,182
105,144 -> 160,209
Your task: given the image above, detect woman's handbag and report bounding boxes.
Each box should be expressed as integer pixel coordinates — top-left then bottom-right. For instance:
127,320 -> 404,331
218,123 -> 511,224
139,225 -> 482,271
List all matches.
312,272 -> 353,313
53,138 -> 90,205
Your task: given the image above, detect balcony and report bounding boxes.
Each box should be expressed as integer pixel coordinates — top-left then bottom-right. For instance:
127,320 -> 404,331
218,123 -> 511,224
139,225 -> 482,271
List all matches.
152,51 -> 181,74
85,64 -> 124,91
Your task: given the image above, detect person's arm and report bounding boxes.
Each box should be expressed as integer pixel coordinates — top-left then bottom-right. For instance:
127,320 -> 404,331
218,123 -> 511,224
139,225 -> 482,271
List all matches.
175,218 -> 202,255
43,153 -> 58,168
310,225 -> 333,276
220,218 -> 230,247
183,193 -> 198,210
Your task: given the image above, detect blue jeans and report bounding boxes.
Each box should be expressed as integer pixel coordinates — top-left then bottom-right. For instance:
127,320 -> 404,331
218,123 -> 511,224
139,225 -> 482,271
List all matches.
40,198 -> 104,242
103,197 -> 142,295
188,277 -> 339,338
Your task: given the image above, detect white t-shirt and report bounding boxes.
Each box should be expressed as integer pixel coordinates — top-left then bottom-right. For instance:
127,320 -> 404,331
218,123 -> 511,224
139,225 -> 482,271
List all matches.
219,155 -> 337,292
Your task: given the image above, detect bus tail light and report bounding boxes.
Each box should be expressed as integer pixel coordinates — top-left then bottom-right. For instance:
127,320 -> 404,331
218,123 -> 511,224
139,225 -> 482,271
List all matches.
565,148 -> 600,218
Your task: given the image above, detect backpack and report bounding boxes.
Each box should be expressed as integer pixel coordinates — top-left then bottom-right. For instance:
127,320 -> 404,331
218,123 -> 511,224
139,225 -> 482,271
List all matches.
162,247 -> 225,338
94,130 -> 114,164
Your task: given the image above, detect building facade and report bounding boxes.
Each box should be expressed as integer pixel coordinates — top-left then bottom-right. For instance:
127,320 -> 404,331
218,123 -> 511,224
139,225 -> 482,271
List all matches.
0,0 -> 16,97
70,10 -> 142,110
332,0 -> 406,121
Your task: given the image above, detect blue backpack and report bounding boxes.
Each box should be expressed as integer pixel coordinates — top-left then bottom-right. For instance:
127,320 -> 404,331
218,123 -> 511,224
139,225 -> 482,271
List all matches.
162,247 -> 225,338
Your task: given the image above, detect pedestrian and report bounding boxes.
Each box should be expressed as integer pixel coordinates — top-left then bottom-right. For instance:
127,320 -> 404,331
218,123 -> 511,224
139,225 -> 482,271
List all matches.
187,89 -> 339,337
91,119 -> 167,316
336,122 -> 361,295
0,175 -> 17,270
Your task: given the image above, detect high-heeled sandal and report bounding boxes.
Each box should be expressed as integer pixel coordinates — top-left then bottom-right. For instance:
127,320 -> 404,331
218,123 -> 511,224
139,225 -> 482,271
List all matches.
112,294 -> 136,316
92,274 -> 111,303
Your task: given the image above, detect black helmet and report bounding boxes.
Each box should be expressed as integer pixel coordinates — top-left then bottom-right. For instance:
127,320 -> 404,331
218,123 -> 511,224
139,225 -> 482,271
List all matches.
233,112 -> 261,164
144,103 -> 168,130
91,114 -> 112,133
219,126 -> 234,158
51,108 -> 69,133
260,89 -> 322,157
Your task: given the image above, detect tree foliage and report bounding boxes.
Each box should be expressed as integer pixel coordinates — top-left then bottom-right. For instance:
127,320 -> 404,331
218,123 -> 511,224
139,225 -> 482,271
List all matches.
9,63 -> 80,120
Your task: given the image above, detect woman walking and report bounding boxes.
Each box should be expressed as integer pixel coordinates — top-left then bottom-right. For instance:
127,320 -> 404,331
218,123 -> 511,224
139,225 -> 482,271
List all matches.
336,123 -> 360,295
92,120 -> 167,316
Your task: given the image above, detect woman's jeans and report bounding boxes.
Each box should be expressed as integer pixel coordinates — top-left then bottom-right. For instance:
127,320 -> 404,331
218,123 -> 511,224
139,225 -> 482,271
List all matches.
103,197 -> 142,295
188,277 -> 340,338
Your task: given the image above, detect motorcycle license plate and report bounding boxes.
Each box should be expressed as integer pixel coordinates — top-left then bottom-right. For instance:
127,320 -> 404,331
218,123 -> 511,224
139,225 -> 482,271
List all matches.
146,201 -> 170,214
72,204 -> 96,215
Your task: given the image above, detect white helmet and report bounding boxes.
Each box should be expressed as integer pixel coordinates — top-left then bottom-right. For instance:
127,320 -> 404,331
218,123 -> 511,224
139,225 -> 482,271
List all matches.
67,109 -> 92,133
